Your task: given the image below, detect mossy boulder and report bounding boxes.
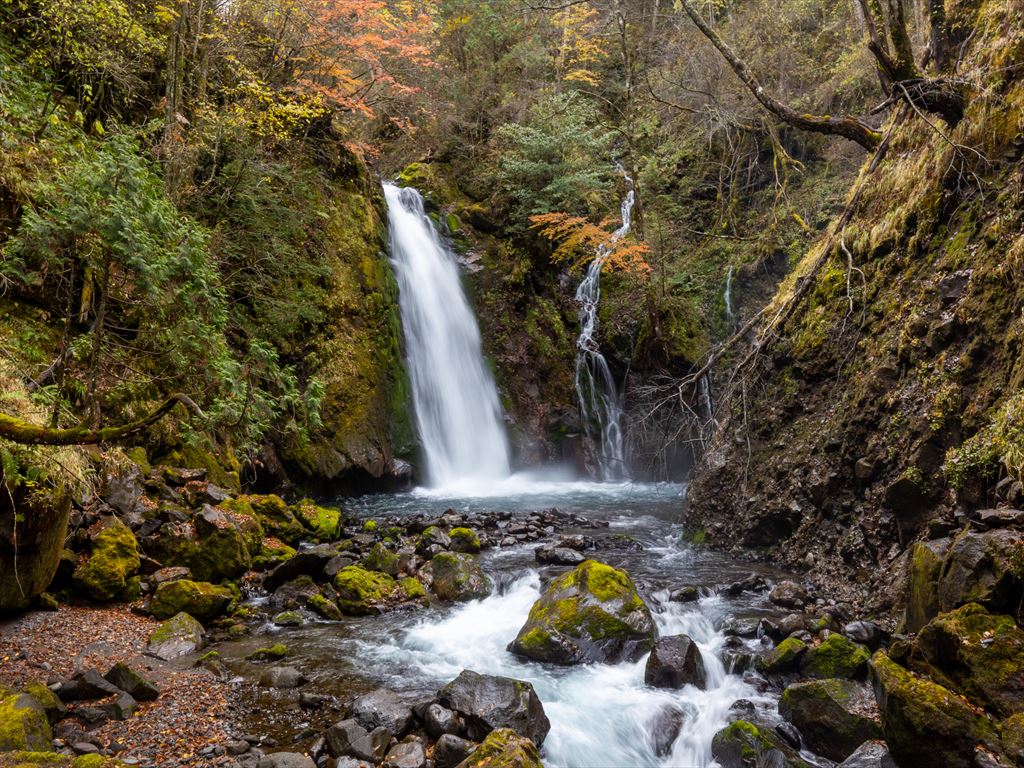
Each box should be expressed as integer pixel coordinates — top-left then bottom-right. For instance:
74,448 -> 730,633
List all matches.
0,693 -> 52,751
1001,712 -> 1024,765
452,728 -> 542,768
913,602 -> 1024,718
72,518 -> 140,602
20,682 -> 64,724
221,495 -> 306,546
333,565 -> 422,615
754,636 -> 808,675
149,579 -> 232,621
0,752 -> 122,767
157,444 -> 239,492
906,538 -> 950,632
507,559 -> 654,665
416,525 -> 451,555
0,482 -> 70,612
143,507 -> 251,583
936,529 -> 1024,620
427,552 -> 490,602
307,593 -> 342,620
146,612 -> 205,660
247,643 -> 288,662
799,633 -> 870,679
710,720 -> 810,768
449,527 -> 481,554
251,540 -> 296,571
362,542 -> 400,576
779,679 -> 881,761
869,649 -> 997,768
291,499 -> 342,541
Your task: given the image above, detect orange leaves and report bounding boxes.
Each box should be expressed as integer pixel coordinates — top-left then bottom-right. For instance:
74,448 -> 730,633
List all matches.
530,212 -> 652,276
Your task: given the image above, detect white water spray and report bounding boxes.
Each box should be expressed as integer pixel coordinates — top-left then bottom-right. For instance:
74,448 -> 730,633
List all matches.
723,265 -> 735,324
574,170 -> 634,480
384,183 -> 511,487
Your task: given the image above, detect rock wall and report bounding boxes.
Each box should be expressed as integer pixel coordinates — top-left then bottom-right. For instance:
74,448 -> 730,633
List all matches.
686,0 -> 1024,613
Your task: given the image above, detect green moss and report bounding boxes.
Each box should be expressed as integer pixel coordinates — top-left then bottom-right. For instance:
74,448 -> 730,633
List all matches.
20,684 -> 62,726
362,542 -> 400,576
149,579 -> 233,621
362,520 -> 378,533
272,610 -> 303,626
449,527 -> 481,553
0,694 -> 52,752
399,576 -> 427,600
158,444 -> 240,492
456,728 -> 542,768
755,636 -> 808,675
71,519 -> 140,602
246,644 -> 287,661
291,499 -> 341,541
711,720 -> 810,767
688,527 -> 707,546
307,593 -> 343,620
333,565 -> 400,615
123,446 -> 151,477
800,634 -> 870,679
251,541 -> 296,570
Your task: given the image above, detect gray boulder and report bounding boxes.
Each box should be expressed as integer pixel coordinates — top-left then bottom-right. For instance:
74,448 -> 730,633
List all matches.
146,611 -> 205,660
350,689 -> 413,736
436,670 -> 550,746
325,719 -> 390,762
434,733 -> 476,768
645,635 -> 707,690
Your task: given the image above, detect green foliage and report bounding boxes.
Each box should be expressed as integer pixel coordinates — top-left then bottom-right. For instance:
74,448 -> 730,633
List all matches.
946,390 -> 1024,491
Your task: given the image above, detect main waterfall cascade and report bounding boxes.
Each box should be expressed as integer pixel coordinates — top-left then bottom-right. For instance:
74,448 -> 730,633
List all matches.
383,183 -> 511,487
574,170 -> 634,481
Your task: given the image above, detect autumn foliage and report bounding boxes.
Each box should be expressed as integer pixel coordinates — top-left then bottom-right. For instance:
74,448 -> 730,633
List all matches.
530,212 -> 652,276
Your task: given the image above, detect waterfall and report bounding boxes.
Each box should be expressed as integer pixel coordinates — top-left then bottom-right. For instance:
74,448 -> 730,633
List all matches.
574,170 -> 634,481
723,265 -> 734,323
384,183 -> 511,487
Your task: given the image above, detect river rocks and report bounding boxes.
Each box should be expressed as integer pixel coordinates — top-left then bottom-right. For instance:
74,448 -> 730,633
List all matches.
648,704 -> 686,756
103,663 -> 159,701
508,559 -> 655,665
270,575 -> 321,612
416,526 -> 451,556
435,670 -> 550,746
350,689 -> 413,736
769,580 -> 810,609
779,679 -> 882,761
0,692 -> 52,751
333,566 -> 424,614
257,753 -> 316,768
644,635 -> 707,689
291,498 -> 342,541
417,702 -> 464,738
258,665 -> 308,689
869,649 -> 996,768
263,544 -> 341,592
911,602 -> 1024,717
382,740 -> 426,768
146,611 -> 206,659
434,733 -> 476,768
55,669 -> 121,701
453,728 -> 542,768
325,719 -> 390,762
534,545 -> 586,566
363,543 -> 401,576
711,720 -> 809,768
72,517 -> 141,601
839,740 -> 898,768
426,553 -> 490,601
843,621 -> 890,650
755,636 -> 807,675
449,527 -> 481,554
149,579 -> 232,620
799,634 -> 870,679
669,586 -> 700,603
223,494 -> 307,546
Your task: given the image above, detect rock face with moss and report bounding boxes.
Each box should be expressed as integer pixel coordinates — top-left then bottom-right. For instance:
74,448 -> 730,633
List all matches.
332,565 -> 424,615
149,580 -> 232,621
779,679 -> 881,761
71,518 -> 140,602
454,728 -> 543,768
141,506 -> 251,583
710,720 -> 809,768
426,553 -> 490,602
508,560 -> 654,665
0,480 -> 70,612
147,612 -> 205,660
799,633 -> 870,679
0,692 -> 52,751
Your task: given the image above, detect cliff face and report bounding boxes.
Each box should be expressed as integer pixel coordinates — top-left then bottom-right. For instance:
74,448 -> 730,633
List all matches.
686,0 -> 1024,613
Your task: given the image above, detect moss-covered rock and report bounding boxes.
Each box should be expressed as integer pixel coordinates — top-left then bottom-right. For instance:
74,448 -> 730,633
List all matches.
251,540 -> 296,571
220,495 -> 306,546
156,444 -> 240,492
0,481 -> 70,612
427,552 -> 490,602
72,518 -> 140,602
307,593 -> 342,620
1001,712 -> 1024,765
906,538 -> 950,632
710,720 -> 810,768
508,559 -> 654,665
247,643 -> 288,661
291,499 -> 342,541
799,633 -> 870,679
416,525 -> 450,555
146,611 -> 205,659
332,565 -> 419,615
913,602 -> 1024,718
754,636 -> 808,675
149,579 -> 232,621
869,649 -> 997,768
272,610 -> 303,627
936,529 -> 1024,618
0,693 -> 52,752
449,527 -> 481,554
362,542 -> 400,576
20,682 -> 64,725
779,679 -> 881,761
143,508 -> 251,583
454,727 -> 542,768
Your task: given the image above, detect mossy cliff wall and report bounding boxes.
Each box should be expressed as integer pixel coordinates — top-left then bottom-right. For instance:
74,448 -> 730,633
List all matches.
686,0 -> 1024,612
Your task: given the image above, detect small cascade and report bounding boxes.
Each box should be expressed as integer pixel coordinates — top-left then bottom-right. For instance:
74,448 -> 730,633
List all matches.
723,265 -> 735,324
574,170 -> 634,480
384,183 -> 511,487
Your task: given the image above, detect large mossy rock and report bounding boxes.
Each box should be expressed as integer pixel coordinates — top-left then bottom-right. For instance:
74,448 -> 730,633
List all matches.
149,579 -> 232,621
507,559 -> 654,665
710,720 -> 810,768
71,517 -> 140,602
221,495 -> 306,545
779,679 -> 882,761
332,565 -> 423,615
799,633 -> 870,679
436,670 -> 550,746
912,602 -> 1024,718
290,499 -> 342,541
1001,712 -> 1024,765
427,553 -> 490,602
754,636 -> 807,675
142,506 -> 252,583
147,612 -> 205,660
906,538 -> 950,632
0,692 -> 52,751
869,650 -> 997,768
0,483 -> 70,612
452,728 -> 542,768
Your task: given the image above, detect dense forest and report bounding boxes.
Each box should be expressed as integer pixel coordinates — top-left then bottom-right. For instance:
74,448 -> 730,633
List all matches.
0,0 -> 1022,766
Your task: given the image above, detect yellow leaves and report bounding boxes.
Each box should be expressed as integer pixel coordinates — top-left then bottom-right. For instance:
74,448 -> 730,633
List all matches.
553,3 -> 607,86
530,211 -> 652,277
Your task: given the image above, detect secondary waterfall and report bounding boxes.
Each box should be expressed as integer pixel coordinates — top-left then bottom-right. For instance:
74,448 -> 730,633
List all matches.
574,171 -> 634,480
723,265 -> 735,324
384,183 -> 511,487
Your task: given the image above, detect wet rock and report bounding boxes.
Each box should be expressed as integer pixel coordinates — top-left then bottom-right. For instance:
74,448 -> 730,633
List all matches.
258,666 -> 308,689
768,580 -> 809,609
363,542 -> 401,577
272,610 -> 304,627
774,721 -> 801,750
649,704 -> 685,757
434,733 -> 476,768
644,635 -> 707,689
333,566 -> 424,615
711,720 -> 806,768
56,669 -> 122,701
669,586 -> 699,603
534,546 -> 585,566
869,650 -> 994,768
754,636 -> 807,676
449,527 -> 481,554
416,526 -> 451,556
350,689 -> 413,736
800,634 -> 870,680
382,740 -> 426,768
417,702 -> 463,738
104,662 -> 159,701
264,544 -> 340,592
843,621 -> 889,650
508,560 -> 655,665
435,670 -> 550,746
839,740 -> 898,768
324,555 -> 357,580
779,679 -> 881,761
427,552 -> 491,601
151,566 -> 192,585
0,692 -> 52,751
256,753 -> 316,768
454,728 -> 542,768
557,534 -> 590,550
937,529 -> 1024,617
720,573 -> 769,597
149,579 -> 232,621
324,719 -> 390,762
147,611 -> 205,659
